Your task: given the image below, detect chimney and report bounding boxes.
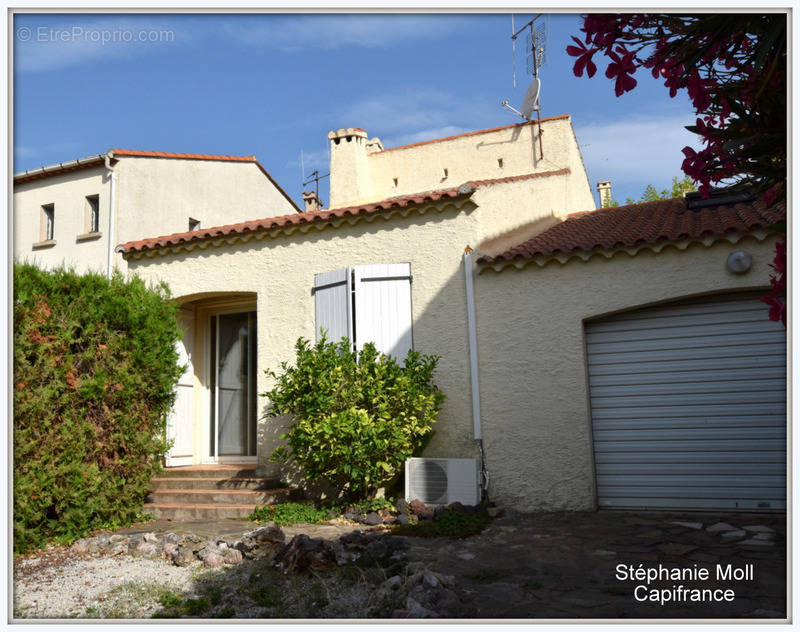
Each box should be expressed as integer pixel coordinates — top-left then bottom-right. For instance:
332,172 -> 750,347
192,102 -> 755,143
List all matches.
302,191 -> 322,213
597,180 -> 612,208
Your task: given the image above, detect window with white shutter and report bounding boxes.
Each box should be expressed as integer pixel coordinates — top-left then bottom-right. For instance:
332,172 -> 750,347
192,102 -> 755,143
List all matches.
313,263 -> 413,360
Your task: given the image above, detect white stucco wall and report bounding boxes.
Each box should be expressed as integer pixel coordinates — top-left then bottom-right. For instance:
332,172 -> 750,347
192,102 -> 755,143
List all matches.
474,236 -> 781,512
126,200 -> 485,476
329,116 -> 595,210
14,156 -> 298,275
14,166 -> 111,274
115,157 -> 297,241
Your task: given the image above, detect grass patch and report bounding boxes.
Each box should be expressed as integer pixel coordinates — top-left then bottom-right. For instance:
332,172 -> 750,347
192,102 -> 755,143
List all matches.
182,597 -> 210,616
390,507 -> 490,538
249,502 -> 330,526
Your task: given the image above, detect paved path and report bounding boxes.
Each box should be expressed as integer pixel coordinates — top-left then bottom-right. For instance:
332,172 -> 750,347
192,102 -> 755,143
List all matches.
404,510 -> 786,619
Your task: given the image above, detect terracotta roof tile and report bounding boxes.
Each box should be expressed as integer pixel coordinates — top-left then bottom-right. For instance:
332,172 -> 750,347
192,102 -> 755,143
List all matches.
479,196 -> 786,265
109,149 -> 256,161
117,186 -> 469,254
380,115 -> 571,153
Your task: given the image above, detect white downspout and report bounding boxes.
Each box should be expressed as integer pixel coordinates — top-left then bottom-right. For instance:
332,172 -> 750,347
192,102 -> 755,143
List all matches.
463,246 -> 489,501
104,152 -> 116,279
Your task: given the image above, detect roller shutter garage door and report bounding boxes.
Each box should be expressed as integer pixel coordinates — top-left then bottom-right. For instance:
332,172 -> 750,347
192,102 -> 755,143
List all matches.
586,292 -> 786,511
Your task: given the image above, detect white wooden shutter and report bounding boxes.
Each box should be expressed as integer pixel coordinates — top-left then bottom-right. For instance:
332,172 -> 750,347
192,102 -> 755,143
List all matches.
313,267 -> 352,344
354,263 -> 413,360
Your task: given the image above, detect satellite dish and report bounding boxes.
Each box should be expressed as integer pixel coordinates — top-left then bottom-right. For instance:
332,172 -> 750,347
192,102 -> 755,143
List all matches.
521,78 -> 541,120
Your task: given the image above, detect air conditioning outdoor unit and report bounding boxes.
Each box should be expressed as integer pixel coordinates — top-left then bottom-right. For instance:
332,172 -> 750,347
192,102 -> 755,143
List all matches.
405,458 -> 480,506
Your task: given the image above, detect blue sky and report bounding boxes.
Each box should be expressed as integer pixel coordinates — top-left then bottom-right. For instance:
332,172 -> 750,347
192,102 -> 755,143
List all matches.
13,12 -> 701,209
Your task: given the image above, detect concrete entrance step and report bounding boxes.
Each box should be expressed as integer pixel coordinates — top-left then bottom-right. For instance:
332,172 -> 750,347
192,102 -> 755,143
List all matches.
158,465 -> 259,478
150,477 -> 283,491
142,503 -> 263,521
147,465 -> 302,521
146,488 -> 299,506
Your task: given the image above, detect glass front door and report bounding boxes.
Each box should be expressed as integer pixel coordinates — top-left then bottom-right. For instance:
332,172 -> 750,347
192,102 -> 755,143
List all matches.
210,311 -> 257,458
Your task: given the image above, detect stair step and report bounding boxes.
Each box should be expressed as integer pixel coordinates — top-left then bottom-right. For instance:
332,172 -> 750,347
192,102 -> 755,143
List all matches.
143,503 -> 260,521
146,488 -> 298,505
150,477 -> 283,491
159,466 -> 258,479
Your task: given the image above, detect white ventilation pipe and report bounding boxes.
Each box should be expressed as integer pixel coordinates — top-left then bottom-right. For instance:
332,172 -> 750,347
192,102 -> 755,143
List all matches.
463,246 -> 489,500
104,152 -> 116,279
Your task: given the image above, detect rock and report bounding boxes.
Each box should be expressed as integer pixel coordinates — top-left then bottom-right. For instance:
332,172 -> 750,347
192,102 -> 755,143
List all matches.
753,532 -> 776,541
174,550 -> 196,567
395,498 -> 408,514
742,525 -> 775,534
657,543 -> 697,556
327,539 -> 359,566
738,538 -> 775,550
275,534 -> 337,574
364,512 -> 382,526
143,532 -> 158,543
108,542 -> 127,556
163,542 -> 179,559
108,534 -> 125,544
669,521 -> 703,530
133,541 -> 159,559
239,523 -> 286,560
162,532 -> 180,545
486,507 -> 504,518
409,499 -> 434,520
405,596 -> 438,619
503,508 -> 520,519
342,512 -> 359,522
203,551 -> 224,567
70,539 -> 90,554
223,548 -> 243,565
706,522 -> 737,534
384,575 -> 403,591
457,551 -> 476,561
397,514 -> 411,525
422,571 -> 442,590
720,530 -> 748,543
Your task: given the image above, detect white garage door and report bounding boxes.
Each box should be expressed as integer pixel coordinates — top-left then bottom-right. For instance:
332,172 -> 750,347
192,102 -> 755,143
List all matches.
586,291 -> 786,511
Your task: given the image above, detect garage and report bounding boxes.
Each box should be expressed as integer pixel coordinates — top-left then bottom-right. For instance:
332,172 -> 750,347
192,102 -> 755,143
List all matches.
586,291 -> 786,511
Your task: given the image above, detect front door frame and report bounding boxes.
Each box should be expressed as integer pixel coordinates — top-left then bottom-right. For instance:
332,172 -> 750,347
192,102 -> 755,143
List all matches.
194,295 -> 258,466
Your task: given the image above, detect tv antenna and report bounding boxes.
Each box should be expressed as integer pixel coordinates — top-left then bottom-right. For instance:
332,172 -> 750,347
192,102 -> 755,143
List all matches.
501,14 -> 549,155
303,168 -> 329,201
300,149 -> 329,202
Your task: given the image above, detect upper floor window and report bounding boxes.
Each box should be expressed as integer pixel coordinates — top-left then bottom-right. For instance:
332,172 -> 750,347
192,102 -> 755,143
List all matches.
41,204 -> 54,241
85,195 -> 100,233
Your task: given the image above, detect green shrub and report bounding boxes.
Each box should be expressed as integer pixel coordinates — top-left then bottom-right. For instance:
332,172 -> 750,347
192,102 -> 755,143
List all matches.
265,335 -> 444,501
13,264 -> 182,552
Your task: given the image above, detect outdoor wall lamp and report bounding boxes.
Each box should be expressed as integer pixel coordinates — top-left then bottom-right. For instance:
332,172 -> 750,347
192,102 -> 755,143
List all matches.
726,250 -> 753,274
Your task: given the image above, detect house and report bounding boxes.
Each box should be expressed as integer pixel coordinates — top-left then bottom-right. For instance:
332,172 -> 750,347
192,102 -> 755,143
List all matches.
17,113 -> 786,513
13,149 -> 299,275
114,115 -> 598,486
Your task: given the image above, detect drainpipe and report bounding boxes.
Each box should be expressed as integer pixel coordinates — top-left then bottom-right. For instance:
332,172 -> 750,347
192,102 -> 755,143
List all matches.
104,151 -> 116,279
463,246 -> 489,503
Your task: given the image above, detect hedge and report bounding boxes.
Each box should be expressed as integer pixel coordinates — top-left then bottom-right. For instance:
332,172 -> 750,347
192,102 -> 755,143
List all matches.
13,264 -> 183,552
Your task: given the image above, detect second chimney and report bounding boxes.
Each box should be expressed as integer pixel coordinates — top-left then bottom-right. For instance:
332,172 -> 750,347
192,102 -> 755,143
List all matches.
596,180 -> 612,208
302,191 -> 322,213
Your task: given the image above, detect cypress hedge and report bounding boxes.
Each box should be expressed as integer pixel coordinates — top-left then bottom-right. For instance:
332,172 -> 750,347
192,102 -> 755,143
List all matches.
13,264 -> 183,552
